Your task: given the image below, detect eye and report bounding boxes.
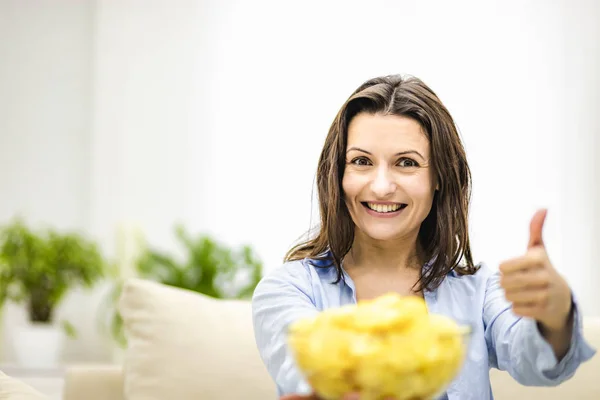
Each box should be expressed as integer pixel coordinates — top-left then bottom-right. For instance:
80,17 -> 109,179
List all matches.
350,157 -> 372,166
398,158 -> 419,168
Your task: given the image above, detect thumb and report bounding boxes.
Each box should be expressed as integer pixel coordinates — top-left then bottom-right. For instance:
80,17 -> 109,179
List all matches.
528,208 -> 547,249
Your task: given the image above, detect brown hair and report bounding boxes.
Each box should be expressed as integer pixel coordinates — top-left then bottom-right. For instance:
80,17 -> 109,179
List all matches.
285,74 -> 478,291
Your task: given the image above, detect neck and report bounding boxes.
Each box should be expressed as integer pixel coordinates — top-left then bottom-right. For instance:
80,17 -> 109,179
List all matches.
346,230 -> 422,272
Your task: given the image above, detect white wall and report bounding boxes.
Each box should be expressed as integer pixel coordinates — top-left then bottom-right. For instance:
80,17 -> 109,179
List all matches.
191,0 -> 600,315
559,0 -> 600,317
0,0 -> 101,361
0,0 -> 598,363
0,1 -> 92,229
89,0 -> 205,257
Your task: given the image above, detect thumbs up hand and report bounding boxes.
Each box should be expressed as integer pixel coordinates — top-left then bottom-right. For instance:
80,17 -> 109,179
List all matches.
499,209 -> 573,332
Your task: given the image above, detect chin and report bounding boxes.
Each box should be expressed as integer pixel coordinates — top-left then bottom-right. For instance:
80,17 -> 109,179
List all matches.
361,228 -> 406,242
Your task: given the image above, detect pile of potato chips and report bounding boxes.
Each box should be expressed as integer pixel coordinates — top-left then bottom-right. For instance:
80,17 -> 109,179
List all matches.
288,294 -> 468,400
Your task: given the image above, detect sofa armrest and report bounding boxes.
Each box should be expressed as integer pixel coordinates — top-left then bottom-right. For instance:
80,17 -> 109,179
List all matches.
0,371 -> 48,400
63,365 -> 124,400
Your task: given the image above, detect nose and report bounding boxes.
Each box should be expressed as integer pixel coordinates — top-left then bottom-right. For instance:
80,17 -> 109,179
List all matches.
370,165 -> 396,197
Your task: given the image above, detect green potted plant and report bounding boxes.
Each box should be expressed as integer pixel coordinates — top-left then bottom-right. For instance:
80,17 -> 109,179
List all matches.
0,218 -> 107,367
105,224 -> 263,347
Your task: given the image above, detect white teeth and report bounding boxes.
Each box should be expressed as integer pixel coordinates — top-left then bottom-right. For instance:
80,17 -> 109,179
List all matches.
367,203 -> 401,213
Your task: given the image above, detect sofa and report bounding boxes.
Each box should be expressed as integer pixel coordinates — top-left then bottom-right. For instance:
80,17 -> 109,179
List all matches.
2,279 -> 599,399
0,371 -> 47,400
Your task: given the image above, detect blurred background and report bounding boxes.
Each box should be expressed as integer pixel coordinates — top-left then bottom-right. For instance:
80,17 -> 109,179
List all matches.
0,0 -> 598,366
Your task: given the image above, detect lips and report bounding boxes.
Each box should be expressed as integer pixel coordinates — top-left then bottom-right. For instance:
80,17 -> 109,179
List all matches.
361,202 -> 408,214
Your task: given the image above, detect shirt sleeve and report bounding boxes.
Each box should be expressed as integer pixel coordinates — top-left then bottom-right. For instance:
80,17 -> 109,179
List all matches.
483,270 -> 596,386
252,261 -> 320,396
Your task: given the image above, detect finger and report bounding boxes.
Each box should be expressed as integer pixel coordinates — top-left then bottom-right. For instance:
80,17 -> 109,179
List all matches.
499,247 -> 547,275
499,256 -> 530,274
501,267 -> 550,291
528,208 -> 547,249
342,394 -> 360,400
505,289 -> 550,307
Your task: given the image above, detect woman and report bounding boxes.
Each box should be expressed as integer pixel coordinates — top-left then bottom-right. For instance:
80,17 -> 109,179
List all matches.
252,75 -> 596,400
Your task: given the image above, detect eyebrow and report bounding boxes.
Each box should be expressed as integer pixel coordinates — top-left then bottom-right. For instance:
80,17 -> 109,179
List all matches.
346,146 -> 425,160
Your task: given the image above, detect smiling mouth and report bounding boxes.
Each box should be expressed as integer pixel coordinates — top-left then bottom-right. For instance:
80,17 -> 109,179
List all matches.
361,202 -> 408,213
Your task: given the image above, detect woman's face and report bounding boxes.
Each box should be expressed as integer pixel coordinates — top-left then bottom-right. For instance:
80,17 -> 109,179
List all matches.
342,112 -> 436,243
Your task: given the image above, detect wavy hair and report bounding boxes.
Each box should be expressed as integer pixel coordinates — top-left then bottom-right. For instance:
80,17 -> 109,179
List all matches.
285,75 -> 478,291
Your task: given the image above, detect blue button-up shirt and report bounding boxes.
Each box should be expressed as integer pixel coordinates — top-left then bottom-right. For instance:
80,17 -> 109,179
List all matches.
252,257 -> 596,399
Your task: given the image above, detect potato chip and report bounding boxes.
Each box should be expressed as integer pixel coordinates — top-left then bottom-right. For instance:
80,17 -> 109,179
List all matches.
288,294 -> 469,400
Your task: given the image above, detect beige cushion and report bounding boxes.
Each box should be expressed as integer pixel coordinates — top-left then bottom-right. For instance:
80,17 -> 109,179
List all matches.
491,317 -> 600,399
118,278 -> 276,400
0,371 -> 48,400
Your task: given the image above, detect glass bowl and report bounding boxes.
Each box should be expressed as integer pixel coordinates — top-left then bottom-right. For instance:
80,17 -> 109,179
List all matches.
287,322 -> 472,400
